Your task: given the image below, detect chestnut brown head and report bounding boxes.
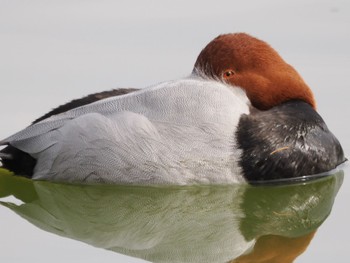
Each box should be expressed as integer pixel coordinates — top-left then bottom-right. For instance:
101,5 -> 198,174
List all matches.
193,33 -> 316,110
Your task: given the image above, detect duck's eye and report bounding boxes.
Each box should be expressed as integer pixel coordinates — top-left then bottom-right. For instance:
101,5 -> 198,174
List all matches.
223,70 -> 235,79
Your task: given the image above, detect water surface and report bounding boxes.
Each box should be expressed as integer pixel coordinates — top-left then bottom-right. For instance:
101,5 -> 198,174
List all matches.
0,168 -> 344,262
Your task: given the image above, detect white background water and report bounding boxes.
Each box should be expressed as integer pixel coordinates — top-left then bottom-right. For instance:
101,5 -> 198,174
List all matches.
0,0 -> 349,262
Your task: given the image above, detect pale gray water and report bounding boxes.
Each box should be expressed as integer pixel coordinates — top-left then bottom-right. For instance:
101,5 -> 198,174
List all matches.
0,1 -> 349,262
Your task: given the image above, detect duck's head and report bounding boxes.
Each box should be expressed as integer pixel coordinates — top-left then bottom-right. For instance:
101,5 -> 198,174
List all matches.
193,33 -> 316,110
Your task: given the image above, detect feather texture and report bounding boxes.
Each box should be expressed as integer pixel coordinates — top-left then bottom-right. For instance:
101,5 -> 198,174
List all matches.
1,77 -> 250,184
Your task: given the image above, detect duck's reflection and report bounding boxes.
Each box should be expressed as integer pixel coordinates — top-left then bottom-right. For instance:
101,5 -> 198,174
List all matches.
0,170 -> 344,263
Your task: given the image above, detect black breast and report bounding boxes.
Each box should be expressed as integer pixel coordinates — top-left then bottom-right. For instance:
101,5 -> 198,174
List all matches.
236,100 -> 346,183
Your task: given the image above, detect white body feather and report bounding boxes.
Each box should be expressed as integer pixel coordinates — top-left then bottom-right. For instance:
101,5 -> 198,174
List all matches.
2,77 -> 250,184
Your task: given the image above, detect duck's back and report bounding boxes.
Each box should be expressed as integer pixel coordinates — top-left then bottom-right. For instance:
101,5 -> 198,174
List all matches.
1,78 -> 250,184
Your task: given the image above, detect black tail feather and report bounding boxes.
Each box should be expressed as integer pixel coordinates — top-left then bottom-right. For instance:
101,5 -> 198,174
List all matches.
0,146 -> 35,178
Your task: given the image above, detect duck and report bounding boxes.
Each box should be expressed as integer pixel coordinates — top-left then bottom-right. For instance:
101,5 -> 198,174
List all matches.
0,33 -> 345,184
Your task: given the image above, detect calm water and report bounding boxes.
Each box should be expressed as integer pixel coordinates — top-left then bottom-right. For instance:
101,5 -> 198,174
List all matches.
0,167 -> 346,263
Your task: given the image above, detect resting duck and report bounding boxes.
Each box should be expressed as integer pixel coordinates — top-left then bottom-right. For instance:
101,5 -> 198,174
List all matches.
0,33 -> 345,184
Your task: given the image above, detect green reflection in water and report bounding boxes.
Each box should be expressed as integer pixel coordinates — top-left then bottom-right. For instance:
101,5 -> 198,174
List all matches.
0,169 -> 344,263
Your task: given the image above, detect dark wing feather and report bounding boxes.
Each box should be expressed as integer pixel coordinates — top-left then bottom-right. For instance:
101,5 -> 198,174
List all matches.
33,88 -> 138,124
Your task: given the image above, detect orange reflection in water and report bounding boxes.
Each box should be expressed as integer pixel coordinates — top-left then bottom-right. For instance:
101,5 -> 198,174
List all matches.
232,231 -> 316,263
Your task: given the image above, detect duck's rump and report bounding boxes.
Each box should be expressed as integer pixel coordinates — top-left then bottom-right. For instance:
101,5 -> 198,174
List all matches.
1,88 -> 139,177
